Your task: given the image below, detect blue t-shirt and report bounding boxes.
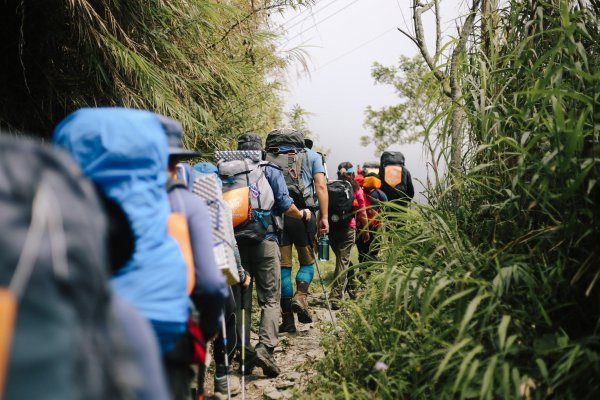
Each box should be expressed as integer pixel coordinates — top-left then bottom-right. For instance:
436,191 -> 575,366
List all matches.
301,149 -> 326,202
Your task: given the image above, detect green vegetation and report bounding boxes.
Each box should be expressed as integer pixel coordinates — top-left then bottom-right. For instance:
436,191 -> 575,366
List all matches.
309,1 -> 600,399
0,0 -> 310,149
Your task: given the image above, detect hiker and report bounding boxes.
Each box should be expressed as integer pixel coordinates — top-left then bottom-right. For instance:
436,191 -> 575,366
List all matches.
354,164 -> 365,187
378,151 -> 415,206
1,134 -> 163,400
329,162 -> 369,305
188,160 -> 252,398
357,172 -> 388,264
162,117 -> 230,399
53,108 -> 191,356
264,128 -> 329,333
220,132 -> 311,378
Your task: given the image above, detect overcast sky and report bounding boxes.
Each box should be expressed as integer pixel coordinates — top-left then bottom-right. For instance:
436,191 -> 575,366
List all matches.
274,0 -> 462,202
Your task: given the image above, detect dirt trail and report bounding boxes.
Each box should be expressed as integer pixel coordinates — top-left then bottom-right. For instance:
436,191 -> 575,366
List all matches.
204,292 -> 333,399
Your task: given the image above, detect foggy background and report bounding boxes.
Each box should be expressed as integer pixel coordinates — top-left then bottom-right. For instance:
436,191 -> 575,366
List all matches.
275,0 -> 461,203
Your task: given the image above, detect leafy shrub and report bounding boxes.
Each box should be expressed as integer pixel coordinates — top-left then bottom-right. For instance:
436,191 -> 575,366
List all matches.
307,2 -> 599,399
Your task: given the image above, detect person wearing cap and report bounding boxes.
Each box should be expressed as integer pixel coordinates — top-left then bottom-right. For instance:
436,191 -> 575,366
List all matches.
274,128 -> 329,333
330,162 -> 369,305
162,117 -> 230,398
234,132 -> 311,378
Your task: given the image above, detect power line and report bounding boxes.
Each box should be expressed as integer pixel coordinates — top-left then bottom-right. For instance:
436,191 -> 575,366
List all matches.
313,26 -> 398,72
395,0 -> 412,36
284,0 -> 344,31
281,0 -> 327,28
284,0 -> 363,45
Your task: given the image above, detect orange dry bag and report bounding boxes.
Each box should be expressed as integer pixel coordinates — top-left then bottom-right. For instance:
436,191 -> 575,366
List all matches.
222,187 -> 250,228
384,165 -> 403,188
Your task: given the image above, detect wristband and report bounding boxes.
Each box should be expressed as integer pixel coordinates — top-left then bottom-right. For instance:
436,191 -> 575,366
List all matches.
302,209 -> 308,221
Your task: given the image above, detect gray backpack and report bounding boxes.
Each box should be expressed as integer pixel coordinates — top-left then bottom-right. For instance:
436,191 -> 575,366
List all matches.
0,135 -> 136,400
217,151 -> 276,243
265,129 -> 315,209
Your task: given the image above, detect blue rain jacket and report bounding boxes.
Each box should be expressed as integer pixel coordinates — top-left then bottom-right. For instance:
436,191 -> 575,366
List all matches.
53,108 -> 188,352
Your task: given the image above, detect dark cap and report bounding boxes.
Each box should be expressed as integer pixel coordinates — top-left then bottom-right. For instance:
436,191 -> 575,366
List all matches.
304,133 -> 313,149
338,161 -> 355,174
237,132 -> 263,151
158,114 -> 200,159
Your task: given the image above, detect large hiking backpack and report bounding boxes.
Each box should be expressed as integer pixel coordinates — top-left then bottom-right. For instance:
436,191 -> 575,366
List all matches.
327,180 -> 354,228
362,161 -> 379,176
363,188 -> 386,230
217,151 -> 276,244
265,129 -> 315,209
379,151 -> 408,201
0,135 -> 134,399
191,171 -> 239,285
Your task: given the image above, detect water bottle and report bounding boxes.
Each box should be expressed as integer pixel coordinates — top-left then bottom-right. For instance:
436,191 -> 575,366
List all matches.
318,235 -> 330,261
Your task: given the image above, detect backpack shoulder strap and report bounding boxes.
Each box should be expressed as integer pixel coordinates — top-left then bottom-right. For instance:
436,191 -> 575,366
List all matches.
167,178 -> 188,193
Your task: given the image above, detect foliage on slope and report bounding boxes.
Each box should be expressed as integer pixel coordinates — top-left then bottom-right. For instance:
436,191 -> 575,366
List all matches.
309,1 -> 600,399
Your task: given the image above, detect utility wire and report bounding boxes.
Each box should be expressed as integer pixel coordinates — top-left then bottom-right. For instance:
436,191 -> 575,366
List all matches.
312,26 -> 398,72
284,0 -> 363,45
284,0 -> 344,31
395,0 -> 412,37
281,0 -> 327,27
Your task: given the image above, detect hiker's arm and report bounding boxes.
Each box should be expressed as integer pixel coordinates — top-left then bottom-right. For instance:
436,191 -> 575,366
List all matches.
265,165 -> 311,221
186,197 -> 229,338
314,172 -> 329,235
356,189 -> 370,242
406,170 -> 415,199
283,203 -> 312,221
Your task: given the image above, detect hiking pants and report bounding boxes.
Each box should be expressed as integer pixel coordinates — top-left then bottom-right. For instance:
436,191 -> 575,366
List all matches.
356,228 -> 380,264
213,286 -> 237,372
329,227 -> 356,298
238,239 -> 281,349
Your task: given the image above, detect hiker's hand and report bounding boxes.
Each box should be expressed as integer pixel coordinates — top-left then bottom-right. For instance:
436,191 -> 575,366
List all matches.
302,209 -> 312,222
319,216 -> 329,235
242,273 -> 251,289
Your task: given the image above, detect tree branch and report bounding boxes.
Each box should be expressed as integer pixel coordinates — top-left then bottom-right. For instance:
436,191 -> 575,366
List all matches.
434,0 -> 441,58
449,0 -> 481,98
412,0 -> 451,96
209,4 -> 285,49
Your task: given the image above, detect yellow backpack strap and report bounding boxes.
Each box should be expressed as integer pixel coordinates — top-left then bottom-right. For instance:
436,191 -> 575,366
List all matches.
168,213 -> 196,295
0,288 -> 17,397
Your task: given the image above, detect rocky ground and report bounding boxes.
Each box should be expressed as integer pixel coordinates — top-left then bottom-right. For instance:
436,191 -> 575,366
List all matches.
203,292 -> 335,400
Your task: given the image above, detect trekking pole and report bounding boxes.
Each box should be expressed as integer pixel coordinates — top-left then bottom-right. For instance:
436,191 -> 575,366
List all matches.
303,219 -> 336,325
240,278 -> 250,400
220,311 -> 231,400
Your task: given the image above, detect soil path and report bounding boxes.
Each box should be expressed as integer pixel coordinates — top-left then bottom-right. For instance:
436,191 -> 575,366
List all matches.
204,293 -> 334,399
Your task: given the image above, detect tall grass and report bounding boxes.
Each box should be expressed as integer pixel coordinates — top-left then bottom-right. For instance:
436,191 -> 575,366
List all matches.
307,1 -> 599,398
0,1 -> 307,148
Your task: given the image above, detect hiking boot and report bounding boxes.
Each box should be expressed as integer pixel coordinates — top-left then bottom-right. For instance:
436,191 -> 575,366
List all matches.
279,297 -> 297,333
213,370 -> 241,397
346,279 -> 357,300
292,281 -> 313,324
254,344 -> 280,378
329,291 -> 343,310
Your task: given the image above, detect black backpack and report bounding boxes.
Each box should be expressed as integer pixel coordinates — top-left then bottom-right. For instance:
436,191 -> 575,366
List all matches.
327,180 -> 354,228
265,129 -> 315,209
379,151 -> 409,201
